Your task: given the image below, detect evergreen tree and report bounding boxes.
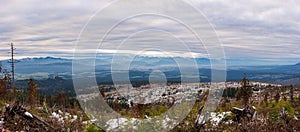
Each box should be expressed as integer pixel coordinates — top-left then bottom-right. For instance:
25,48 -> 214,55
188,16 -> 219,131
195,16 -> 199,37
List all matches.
236,75 -> 253,106
57,92 -> 68,108
100,87 -> 105,98
27,78 -> 39,105
290,85 -> 294,104
274,90 -> 280,103
263,89 -> 269,104
0,65 -> 10,100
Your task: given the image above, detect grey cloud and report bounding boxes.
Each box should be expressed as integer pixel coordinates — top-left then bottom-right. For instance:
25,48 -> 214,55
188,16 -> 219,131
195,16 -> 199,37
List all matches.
15,36 -> 59,42
0,0 -> 299,65
188,0 -> 300,60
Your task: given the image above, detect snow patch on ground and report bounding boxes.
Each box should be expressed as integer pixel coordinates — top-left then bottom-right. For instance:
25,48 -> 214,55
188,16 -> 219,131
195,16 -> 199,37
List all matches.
197,111 -> 232,126
24,112 -> 33,119
50,110 -> 79,123
106,118 -> 129,130
105,115 -> 176,131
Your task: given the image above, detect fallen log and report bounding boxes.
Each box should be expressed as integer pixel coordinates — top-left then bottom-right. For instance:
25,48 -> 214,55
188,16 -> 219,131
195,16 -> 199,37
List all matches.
4,101 -> 52,131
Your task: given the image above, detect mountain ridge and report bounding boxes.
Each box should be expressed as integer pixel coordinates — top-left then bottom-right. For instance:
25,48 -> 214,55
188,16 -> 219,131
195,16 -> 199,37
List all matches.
0,56 -> 299,85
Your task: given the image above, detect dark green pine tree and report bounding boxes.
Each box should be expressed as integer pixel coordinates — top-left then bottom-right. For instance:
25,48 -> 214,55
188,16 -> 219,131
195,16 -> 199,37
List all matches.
274,90 -> 280,103
290,85 -> 294,104
236,75 -> 253,106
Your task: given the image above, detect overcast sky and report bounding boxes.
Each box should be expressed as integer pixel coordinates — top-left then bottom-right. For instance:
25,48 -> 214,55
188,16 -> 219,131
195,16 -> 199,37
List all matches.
0,0 -> 299,65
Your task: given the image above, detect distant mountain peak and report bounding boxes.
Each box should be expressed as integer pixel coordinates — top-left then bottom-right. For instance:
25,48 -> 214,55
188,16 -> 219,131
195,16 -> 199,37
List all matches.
19,56 -> 64,61
36,56 -> 62,60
